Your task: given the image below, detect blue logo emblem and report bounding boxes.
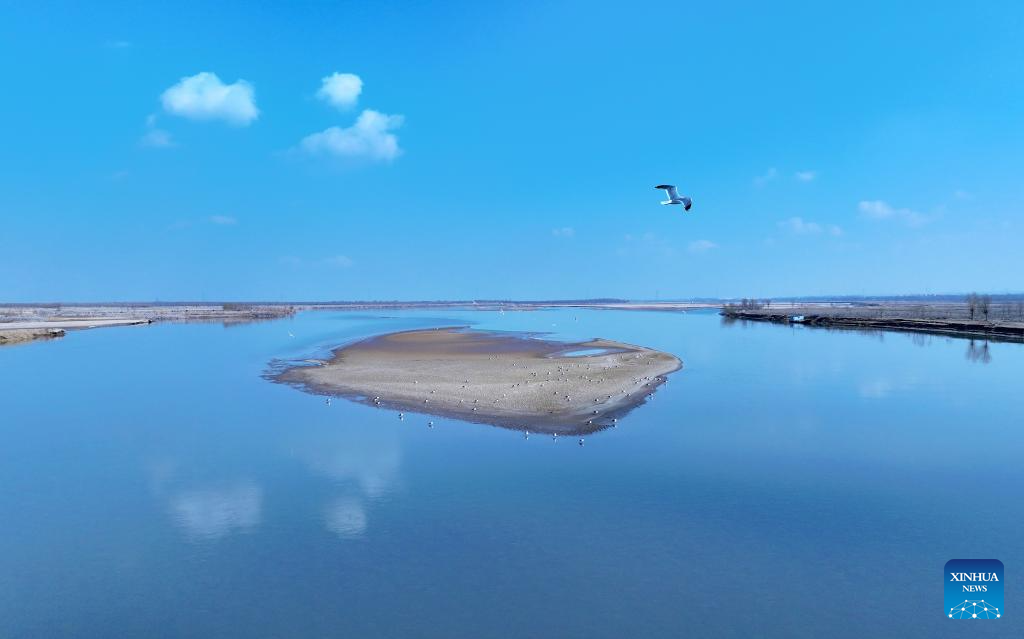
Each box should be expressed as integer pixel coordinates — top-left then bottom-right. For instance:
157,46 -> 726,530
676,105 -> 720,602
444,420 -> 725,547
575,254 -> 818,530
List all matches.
945,559 -> 1003,619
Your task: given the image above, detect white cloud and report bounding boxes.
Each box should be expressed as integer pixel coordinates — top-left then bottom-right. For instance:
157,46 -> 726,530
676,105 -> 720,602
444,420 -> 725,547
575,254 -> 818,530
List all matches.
552,227 -> 575,238
300,110 -> 403,161
208,215 -> 237,226
140,128 -> 174,148
858,200 -> 893,218
753,167 -> 778,187
688,239 -> 718,253
161,72 -> 259,125
617,231 -> 677,259
317,72 -> 363,109
795,170 -> 817,182
778,217 -> 842,236
324,255 -> 354,268
858,200 -> 928,227
780,217 -> 819,233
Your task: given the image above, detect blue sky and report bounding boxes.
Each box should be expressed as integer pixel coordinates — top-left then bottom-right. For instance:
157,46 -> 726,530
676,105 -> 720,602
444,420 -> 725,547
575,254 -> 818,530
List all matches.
1,1 -> 1022,301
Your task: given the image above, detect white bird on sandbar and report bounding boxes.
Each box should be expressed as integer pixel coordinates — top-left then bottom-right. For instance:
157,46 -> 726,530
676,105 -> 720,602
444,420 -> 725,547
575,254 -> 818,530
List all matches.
655,184 -> 693,211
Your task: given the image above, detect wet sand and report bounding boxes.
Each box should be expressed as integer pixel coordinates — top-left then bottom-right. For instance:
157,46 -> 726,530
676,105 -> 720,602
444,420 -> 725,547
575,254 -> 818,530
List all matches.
274,327 -> 682,434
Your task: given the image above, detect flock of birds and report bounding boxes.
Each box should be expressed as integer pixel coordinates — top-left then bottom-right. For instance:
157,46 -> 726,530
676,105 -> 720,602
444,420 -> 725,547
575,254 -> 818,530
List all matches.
320,351 -> 670,446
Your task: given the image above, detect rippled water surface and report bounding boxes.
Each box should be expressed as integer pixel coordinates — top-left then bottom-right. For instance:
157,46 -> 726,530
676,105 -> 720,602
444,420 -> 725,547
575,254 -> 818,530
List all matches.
1,309 -> 1021,637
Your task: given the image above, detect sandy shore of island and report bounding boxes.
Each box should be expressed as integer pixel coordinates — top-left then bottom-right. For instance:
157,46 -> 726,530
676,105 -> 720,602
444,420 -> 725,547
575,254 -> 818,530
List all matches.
274,327 -> 682,434
0,327 -> 66,346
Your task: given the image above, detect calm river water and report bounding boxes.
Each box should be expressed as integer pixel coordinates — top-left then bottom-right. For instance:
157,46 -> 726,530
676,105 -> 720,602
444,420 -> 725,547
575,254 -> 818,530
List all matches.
1,309 -> 1020,637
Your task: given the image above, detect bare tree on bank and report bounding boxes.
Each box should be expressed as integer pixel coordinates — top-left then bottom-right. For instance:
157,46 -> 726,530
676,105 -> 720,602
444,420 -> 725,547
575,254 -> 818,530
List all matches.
979,294 -> 992,321
966,293 -> 978,320
722,298 -> 766,312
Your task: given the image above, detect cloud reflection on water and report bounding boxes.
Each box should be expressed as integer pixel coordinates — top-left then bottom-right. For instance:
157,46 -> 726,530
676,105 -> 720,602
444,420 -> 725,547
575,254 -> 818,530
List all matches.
302,433 -> 401,498
297,427 -> 402,540
168,481 -> 262,542
323,497 -> 368,538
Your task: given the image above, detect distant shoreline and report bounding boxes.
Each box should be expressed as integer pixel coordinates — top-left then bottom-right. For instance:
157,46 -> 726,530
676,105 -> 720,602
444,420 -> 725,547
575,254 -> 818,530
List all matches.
6,298 -> 1023,347
0,301 -> 707,346
721,308 -> 1024,343
271,327 -> 682,435
0,304 -> 295,346
1,300 -> 715,312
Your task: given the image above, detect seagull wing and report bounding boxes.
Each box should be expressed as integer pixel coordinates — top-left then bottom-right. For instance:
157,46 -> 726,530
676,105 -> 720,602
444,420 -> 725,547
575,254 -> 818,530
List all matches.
655,184 -> 680,198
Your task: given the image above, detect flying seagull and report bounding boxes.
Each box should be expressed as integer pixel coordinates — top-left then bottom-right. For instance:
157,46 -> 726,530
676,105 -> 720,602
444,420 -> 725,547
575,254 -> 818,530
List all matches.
655,185 -> 692,211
